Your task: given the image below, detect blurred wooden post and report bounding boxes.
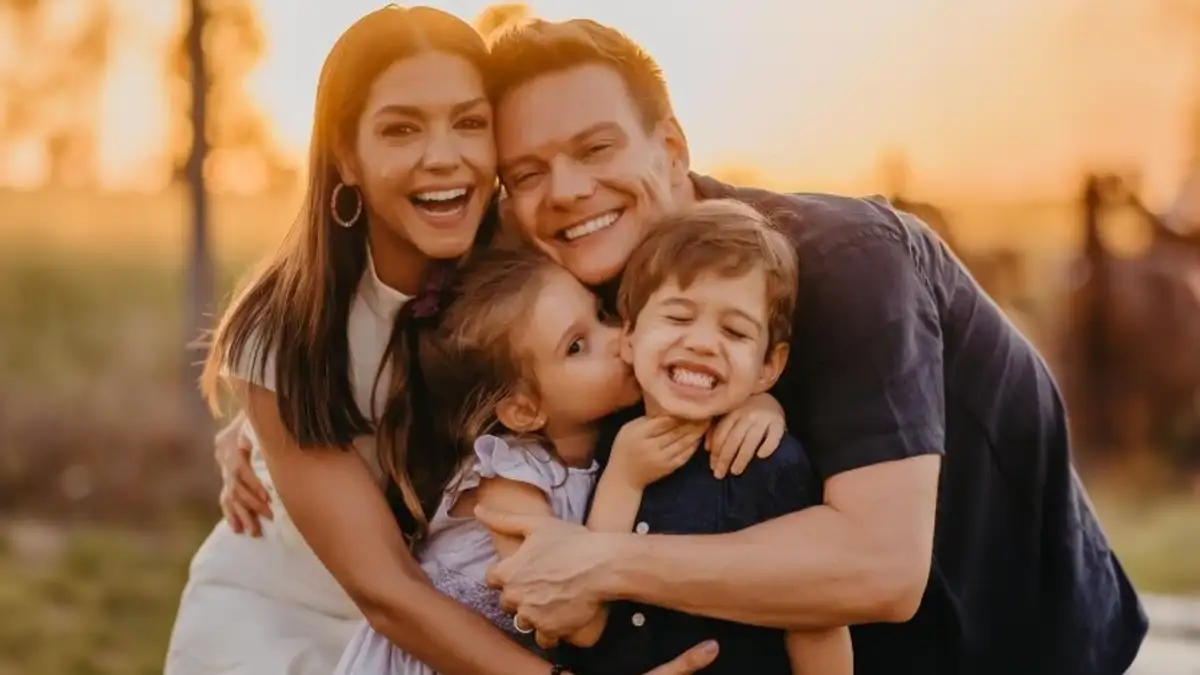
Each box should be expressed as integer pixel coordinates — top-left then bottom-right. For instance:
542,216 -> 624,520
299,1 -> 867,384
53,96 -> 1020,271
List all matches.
185,0 -> 214,440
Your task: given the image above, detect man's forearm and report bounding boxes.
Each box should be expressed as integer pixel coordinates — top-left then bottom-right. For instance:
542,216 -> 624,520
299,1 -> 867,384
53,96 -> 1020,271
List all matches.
596,505 -> 922,629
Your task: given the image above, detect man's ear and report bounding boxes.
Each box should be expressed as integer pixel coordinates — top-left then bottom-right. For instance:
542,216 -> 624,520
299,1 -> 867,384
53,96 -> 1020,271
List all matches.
659,116 -> 691,186
495,390 -> 546,433
754,342 -> 790,394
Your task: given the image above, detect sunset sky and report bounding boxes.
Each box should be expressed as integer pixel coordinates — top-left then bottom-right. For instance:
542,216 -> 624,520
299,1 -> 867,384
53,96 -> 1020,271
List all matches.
6,0 -> 1200,204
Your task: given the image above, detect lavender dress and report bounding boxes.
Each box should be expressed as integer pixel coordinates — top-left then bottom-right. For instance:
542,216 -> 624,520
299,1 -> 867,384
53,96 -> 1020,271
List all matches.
333,435 -> 598,675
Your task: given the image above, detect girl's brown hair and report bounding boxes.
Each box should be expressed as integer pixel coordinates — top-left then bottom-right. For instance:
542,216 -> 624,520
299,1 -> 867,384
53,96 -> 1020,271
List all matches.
376,245 -> 557,540
201,7 -> 494,449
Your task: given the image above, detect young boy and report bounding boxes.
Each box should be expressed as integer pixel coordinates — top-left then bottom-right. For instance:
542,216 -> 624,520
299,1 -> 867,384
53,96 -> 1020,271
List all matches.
564,199 -> 852,675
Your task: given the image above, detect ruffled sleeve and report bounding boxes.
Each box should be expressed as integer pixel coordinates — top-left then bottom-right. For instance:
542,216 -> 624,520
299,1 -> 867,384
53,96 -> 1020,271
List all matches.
447,435 -> 568,505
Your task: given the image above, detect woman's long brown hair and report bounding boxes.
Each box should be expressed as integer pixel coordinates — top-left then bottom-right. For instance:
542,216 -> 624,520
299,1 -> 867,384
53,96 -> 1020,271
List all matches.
200,6 -> 493,451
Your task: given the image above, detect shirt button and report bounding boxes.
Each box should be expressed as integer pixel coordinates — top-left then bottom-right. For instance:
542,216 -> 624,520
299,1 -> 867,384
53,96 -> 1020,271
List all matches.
634,521 -> 650,534
631,612 -> 646,627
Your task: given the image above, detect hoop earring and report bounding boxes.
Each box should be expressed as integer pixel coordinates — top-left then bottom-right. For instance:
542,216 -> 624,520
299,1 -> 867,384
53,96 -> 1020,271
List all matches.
331,182 -> 363,228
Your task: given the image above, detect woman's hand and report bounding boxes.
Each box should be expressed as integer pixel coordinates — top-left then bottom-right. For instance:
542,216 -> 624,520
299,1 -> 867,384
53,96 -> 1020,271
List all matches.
610,416 -> 709,489
705,392 -> 786,478
642,641 -> 720,674
215,412 -> 273,536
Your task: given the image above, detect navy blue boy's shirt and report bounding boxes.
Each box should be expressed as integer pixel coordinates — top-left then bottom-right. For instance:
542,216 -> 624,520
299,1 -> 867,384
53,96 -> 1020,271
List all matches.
560,411 -> 821,675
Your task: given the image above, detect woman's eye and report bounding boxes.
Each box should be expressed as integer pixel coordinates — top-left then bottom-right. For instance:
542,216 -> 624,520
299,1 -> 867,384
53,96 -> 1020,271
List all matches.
381,122 -> 418,137
664,314 -> 690,324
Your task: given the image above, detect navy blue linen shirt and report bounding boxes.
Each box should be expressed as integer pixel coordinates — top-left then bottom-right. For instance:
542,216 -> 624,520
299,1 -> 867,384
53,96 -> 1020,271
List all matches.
563,174 -> 1147,675
561,425 -> 820,675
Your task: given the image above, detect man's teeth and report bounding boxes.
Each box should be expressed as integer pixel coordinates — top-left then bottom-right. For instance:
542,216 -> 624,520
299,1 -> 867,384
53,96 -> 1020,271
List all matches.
670,367 -> 716,390
563,211 -> 620,241
413,187 -> 468,202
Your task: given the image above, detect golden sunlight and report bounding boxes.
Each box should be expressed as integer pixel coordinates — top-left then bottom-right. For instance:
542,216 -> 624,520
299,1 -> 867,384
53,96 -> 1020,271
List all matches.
7,0 -> 1200,202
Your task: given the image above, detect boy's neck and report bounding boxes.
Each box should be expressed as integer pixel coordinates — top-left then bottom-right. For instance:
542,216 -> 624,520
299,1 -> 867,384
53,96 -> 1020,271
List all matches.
548,425 -> 600,469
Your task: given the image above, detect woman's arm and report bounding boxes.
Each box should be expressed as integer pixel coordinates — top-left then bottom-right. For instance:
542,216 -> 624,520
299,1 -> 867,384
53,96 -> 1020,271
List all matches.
241,383 -> 551,675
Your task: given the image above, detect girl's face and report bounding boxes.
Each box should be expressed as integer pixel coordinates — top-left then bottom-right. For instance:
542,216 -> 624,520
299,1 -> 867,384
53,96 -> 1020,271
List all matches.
339,50 -> 496,263
514,266 -> 641,437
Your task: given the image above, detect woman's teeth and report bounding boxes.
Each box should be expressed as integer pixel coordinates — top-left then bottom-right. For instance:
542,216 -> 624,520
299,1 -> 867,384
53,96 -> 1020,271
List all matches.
411,187 -> 470,214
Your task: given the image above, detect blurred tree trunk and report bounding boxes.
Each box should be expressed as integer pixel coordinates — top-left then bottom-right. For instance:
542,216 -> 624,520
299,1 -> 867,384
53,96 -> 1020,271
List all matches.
186,0 -> 214,441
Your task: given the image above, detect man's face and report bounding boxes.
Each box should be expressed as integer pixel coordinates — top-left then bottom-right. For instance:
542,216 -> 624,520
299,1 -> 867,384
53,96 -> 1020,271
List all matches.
496,63 -> 688,286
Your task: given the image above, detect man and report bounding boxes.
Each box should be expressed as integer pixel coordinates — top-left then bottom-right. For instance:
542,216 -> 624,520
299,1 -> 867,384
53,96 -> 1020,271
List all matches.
479,17 -> 1149,675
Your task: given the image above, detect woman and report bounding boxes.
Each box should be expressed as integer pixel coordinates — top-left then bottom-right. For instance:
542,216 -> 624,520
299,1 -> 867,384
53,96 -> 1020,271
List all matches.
168,7 -> 719,675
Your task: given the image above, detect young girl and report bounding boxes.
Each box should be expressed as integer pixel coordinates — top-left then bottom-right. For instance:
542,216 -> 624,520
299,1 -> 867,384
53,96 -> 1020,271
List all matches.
335,245 -> 735,674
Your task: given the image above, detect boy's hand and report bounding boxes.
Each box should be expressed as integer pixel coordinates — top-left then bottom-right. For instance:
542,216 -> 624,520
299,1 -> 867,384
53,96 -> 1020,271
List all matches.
610,416 -> 709,488
705,393 -> 785,478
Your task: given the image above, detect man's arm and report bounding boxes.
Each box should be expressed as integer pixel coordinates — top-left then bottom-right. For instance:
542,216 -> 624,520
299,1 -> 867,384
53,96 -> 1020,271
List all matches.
504,216 -> 946,631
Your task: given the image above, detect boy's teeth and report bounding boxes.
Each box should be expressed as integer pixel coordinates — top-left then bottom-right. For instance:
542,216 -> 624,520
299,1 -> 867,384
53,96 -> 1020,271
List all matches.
414,187 -> 468,202
670,367 -> 715,390
563,211 -> 619,241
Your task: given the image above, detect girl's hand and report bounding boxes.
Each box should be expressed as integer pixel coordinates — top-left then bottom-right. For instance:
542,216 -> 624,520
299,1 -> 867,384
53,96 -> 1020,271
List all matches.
610,416 -> 709,488
705,393 -> 786,478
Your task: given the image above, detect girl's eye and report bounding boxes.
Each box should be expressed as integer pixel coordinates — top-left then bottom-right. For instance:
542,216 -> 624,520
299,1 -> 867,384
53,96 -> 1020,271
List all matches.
664,314 -> 690,324
724,328 -> 750,340
567,338 -> 586,356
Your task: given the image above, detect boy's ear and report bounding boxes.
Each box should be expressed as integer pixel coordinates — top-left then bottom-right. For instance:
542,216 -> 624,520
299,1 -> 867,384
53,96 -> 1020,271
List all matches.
754,342 -> 790,394
495,390 -> 545,433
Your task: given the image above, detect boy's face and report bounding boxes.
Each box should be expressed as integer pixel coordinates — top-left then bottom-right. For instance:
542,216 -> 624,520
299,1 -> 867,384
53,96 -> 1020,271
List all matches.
621,267 -> 788,421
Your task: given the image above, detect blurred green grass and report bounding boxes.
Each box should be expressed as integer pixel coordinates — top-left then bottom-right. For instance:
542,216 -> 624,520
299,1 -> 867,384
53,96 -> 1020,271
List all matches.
0,191 -> 1196,674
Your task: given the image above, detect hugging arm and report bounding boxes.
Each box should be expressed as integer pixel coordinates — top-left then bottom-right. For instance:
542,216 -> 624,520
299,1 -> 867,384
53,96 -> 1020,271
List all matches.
584,224 -> 944,629
241,384 -> 553,675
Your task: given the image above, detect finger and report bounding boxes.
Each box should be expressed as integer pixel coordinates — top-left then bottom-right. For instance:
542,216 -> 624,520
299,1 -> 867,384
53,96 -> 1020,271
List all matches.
220,495 -> 244,534
233,480 -> 273,520
711,419 -> 751,479
474,505 -> 539,538
234,465 -> 273,516
236,446 -> 271,503
535,630 -> 559,650
643,416 -> 681,438
644,640 -> 720,674
757,420 -> 785,459
496,587 -> 519,613
667,427 -> 706,461
706,412 -> 738,452
231,500 -> 261,537
485,560 -> 510,591
729,422 -> 768,476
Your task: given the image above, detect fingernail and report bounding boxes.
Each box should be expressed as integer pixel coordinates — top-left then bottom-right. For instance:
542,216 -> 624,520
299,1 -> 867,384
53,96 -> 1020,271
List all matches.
701,640 -> 719,656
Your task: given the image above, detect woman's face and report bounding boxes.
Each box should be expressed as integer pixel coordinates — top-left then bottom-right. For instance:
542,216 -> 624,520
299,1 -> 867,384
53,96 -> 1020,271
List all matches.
342,50 -> 496,261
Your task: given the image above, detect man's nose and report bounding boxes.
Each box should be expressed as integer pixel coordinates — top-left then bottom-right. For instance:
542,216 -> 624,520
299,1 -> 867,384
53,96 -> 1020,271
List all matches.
546,158 -> 594,209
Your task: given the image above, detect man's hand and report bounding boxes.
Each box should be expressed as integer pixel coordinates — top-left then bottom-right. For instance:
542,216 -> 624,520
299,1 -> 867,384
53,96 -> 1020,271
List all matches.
215,412 -> 273,536
477,506 -> 618,641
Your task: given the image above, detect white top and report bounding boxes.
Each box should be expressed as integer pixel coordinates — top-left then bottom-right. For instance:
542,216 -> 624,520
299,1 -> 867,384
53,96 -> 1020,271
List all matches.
165,254 -> 411,675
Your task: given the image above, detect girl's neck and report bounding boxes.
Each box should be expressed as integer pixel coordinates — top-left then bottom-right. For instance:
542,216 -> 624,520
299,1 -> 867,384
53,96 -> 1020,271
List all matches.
367,224 -> 428,296
547,425 -> 600,469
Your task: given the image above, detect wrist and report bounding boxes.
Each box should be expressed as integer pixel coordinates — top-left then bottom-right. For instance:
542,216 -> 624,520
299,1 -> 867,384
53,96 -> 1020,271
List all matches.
592,530 -> 646,602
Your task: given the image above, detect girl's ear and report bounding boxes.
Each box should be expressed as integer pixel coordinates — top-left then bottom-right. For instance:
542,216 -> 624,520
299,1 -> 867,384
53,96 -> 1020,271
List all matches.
495,390 -> 546,433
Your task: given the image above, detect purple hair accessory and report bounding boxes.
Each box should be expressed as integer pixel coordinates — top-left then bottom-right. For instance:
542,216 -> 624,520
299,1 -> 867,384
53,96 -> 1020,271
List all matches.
410,263 -> 453,320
